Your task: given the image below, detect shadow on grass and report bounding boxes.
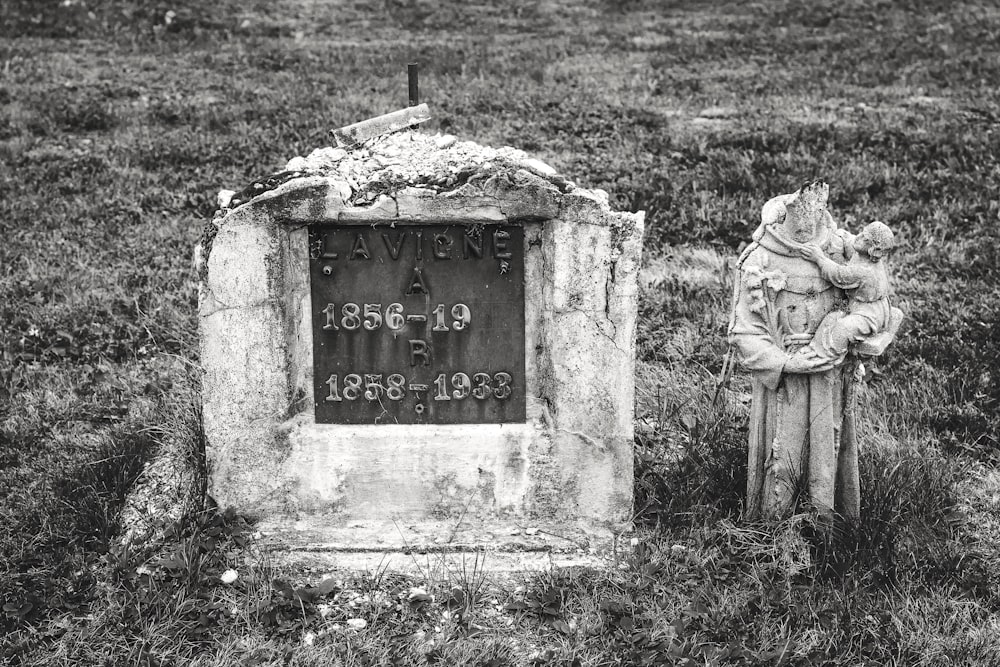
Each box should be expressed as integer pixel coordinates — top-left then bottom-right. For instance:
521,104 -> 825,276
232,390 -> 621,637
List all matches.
635,378 -> 989,598
0,383 -> 206,662
0,420 -> 152,646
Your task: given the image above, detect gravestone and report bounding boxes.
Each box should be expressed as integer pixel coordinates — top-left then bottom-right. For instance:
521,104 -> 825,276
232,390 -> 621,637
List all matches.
199,130 -> 643,569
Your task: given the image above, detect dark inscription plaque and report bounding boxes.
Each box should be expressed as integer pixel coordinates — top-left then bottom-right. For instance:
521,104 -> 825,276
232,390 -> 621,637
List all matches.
309,224 -> 526,425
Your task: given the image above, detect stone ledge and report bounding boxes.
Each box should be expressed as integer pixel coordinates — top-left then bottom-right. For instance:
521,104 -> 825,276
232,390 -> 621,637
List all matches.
257,518 -> 630,573
209,130 -> 578,222
202,132 -> 635,272
265,549 -> 618,575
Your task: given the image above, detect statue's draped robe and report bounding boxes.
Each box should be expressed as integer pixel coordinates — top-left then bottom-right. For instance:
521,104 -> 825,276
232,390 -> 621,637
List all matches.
729,223 -> 861,519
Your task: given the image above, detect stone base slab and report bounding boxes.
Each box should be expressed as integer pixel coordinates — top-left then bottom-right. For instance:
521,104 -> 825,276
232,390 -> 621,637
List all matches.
267,549 -> 616,575
258,519 -> 628,573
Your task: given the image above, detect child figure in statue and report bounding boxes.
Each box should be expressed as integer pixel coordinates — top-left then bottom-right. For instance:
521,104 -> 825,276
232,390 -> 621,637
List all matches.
797,221 -> 895,363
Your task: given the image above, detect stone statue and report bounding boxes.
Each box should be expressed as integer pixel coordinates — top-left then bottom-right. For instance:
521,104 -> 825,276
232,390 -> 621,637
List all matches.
796,221 -> 895,365
727,181 -> 902,520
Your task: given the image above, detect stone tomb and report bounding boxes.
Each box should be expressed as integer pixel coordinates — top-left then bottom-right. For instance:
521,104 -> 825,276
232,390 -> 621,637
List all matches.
199,132 -> 644,569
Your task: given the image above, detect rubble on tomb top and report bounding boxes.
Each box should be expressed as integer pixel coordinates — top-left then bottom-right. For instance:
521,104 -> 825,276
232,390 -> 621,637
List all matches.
223,130 -> 576,211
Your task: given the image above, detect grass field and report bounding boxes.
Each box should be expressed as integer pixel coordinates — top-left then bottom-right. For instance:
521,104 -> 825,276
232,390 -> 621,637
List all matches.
2,0 -> 999,664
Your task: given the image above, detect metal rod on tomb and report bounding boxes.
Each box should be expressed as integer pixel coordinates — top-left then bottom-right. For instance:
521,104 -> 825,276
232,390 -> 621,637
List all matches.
408,63 -> 419,107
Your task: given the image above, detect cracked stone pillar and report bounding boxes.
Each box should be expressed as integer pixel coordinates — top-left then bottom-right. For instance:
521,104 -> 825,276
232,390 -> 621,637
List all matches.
199,131 -> 644,570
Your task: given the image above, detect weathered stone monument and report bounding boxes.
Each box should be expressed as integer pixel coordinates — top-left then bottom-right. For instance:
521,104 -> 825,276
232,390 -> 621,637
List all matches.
198,117 -> 643,569
728,181 -> 903,521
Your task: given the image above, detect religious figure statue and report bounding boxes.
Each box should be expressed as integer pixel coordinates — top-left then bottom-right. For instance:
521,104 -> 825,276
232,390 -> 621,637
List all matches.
796,221 -> 895,364
727,181 -> 903,520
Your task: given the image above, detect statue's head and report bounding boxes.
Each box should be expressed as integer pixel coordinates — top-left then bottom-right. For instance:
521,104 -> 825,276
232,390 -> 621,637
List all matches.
856,220 -> 894,259
783,180 -> 829,243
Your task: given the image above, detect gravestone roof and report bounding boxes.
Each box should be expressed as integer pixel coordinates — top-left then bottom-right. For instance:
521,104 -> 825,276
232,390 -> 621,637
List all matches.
225,130 -> 576,211
201,130 -> 632,288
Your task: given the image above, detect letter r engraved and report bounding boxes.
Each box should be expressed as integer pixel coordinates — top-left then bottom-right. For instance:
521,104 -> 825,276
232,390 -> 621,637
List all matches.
408,339 -> 430,366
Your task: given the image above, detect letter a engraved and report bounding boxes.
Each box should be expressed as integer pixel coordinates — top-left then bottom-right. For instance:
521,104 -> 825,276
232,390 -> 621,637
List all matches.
350,233 -> 370,260
409,339 -> 430,366
406,267 -> 429,294
382,232 -> 405,260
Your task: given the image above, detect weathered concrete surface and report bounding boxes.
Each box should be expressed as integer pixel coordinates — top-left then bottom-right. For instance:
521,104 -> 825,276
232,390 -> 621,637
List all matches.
199,131 -> 643,568
262,519 -> 628,574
